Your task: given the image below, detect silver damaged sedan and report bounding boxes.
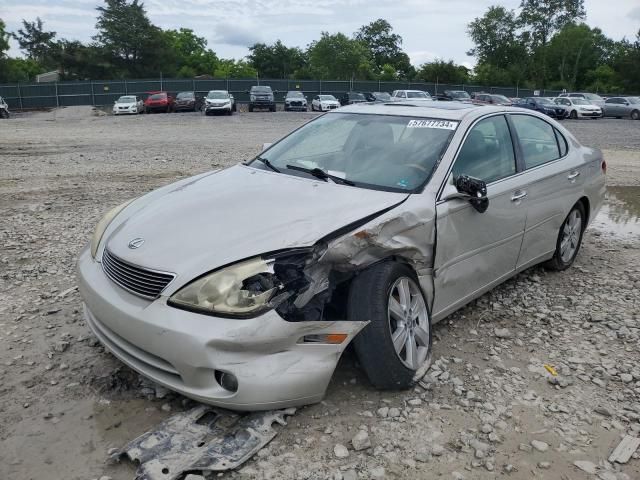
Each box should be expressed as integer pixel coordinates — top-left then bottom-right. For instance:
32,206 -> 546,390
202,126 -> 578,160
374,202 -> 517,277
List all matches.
78,102 -> 606,410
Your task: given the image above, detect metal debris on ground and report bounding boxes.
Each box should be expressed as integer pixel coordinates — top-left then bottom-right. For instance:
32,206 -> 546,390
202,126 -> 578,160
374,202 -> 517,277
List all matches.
111,405 -> 296,480
608,435 -> 640,464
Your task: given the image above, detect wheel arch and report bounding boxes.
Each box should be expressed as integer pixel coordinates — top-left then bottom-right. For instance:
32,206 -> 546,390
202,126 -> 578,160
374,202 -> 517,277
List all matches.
577,196 -> 591,227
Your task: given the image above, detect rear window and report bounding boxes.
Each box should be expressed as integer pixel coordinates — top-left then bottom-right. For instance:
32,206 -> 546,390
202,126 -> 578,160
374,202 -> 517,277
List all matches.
149,93 -> 166,100
177,92 -> 194,99
251,86 -> 272,93
511,115 -> 560,169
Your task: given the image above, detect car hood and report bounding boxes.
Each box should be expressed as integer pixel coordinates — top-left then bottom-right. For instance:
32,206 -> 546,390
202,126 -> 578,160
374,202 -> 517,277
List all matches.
103,165 -> 409,287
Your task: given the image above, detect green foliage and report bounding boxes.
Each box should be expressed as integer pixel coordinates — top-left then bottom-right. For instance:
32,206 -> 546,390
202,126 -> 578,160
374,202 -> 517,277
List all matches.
163,29 -> 218,77
416,60 -> 470,84
94,0 -> 168,77
248,40 -> 306,78
12,17 -> 58,69
0,19 -> 10,57
214,59 -> 257,79
355,19 -> 413,78
307,32 -> 374,80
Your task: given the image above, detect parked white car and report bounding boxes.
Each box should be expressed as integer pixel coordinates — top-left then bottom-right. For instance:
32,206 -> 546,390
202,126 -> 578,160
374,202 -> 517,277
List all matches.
113,95 -> 143,115
391,90 -> 432,101
553,97 -> 602,119
203,90 -> 236,115
311,94 -> 341,111
0,96 -> 9,119
558,92 -> 605,108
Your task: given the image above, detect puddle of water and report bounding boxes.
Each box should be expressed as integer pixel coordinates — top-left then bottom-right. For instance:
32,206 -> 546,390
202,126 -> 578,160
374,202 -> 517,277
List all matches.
592,186 -> 640,240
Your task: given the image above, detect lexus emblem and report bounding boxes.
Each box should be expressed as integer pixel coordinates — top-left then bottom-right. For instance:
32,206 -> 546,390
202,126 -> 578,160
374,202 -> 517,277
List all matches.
128,237 -> 145,249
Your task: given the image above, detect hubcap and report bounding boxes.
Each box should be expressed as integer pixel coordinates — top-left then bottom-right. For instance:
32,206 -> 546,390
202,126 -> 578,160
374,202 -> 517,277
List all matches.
387,277 -> 430,370
560,209 -> 582,263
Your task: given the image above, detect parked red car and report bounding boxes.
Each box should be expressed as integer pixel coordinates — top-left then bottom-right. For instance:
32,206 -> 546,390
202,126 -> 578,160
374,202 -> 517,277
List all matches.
144,91 -> 175,113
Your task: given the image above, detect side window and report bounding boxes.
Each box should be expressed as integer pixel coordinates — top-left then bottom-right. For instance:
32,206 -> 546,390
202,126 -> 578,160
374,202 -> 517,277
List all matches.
555,129 -> 568,157
452,115 -> 516,183
511,115 -> 560,169
398,91 -> 406,98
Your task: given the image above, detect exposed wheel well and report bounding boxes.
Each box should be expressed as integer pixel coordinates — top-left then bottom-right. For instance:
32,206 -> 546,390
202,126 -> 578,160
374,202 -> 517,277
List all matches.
577,196 -> 590,226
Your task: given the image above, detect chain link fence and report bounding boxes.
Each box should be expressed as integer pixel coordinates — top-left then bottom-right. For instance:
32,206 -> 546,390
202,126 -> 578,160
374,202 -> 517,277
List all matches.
0,77 -> 562,110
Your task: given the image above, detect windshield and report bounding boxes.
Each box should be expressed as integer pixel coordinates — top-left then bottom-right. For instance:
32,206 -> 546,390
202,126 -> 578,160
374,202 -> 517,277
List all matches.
251,113 -> 457,192
149,94 -> 166,100
407,91 -> 429,99
449,91 -> 470,99
177,92 -> 194,99
492,95 -> 511,103
287,91 -> 304,97
536,98 -> 554,105
116,96 -> 136,103
207,91 -> 229,99
584,93 -> 603,101
573,99 -> 590,105
627,97 -> 640,104
373,92 -> 391,100
319,95 -> 337,101
349,92 -> 366,100
251,87 -> 272,93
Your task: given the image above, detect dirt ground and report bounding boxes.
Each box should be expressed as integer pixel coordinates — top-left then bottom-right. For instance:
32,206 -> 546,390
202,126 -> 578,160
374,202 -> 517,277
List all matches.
1,107 -> 639,480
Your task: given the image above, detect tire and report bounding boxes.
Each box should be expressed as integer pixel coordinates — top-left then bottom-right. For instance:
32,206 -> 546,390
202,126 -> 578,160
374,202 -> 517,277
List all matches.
349,262 -> 432,390
569,110 -> 577,119
631,110 -> 640,120
545,202 -> 585,271
232,103 -> 236,112
270,105 -> 276,112
248,105 -> 253,112
0,109 -> 8,119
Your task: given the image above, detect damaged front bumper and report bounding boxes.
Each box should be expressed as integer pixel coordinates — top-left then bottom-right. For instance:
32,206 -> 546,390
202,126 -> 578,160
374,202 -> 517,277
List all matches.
77,246 -> 365,411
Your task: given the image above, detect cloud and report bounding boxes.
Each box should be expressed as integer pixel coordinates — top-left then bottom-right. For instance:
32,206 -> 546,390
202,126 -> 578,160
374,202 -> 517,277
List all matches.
628,6 -> 640,21
212,23 -> 262,47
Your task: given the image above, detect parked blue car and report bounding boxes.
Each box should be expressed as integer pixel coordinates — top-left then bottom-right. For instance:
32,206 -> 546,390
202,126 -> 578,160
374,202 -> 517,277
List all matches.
515,97 -> 568,119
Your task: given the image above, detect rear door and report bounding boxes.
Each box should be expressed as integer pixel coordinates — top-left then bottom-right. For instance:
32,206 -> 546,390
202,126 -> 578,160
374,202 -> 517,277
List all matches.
604,97 -> 621,117
432,114 -> 526,320
508,114 -> 586,268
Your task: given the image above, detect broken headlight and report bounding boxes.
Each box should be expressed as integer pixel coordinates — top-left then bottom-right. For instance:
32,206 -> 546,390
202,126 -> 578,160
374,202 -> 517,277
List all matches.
168,257 -> 281,317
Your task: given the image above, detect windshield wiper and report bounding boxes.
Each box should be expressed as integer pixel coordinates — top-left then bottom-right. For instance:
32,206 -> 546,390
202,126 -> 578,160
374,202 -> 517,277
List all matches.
253,156 -> 280,173
286,164 -> 355,186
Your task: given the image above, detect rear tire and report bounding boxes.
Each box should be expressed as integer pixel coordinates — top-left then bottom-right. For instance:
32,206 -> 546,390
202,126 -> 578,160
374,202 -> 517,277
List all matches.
349,262 -> 432,390
570,110 -> 577,119
270,105 -> 276,112
545,202 -> 585,271
248,105 -> 253,112
631,110 -> 640,120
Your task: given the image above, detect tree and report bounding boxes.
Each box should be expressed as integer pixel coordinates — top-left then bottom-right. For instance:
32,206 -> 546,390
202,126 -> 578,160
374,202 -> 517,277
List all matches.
214,59 -> 257,78
355,19 -> 412,78
12,17 -> 58,68
467,7 -> 525,70
94,0 -> 168,77
518,0 -> 586,86
0,19 -> 10,58
163,28 -> 218,77
416,60 -> 470,84
611,30 -> 640,93
248,40 -> 307,78
307,32 -> 374,80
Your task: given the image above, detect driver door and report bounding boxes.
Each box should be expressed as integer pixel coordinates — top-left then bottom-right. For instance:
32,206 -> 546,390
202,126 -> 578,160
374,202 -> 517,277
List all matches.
432,114 -> 527,320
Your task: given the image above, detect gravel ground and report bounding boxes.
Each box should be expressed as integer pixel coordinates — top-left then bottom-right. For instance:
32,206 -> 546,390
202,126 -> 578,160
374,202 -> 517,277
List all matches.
1,107 -> 639,480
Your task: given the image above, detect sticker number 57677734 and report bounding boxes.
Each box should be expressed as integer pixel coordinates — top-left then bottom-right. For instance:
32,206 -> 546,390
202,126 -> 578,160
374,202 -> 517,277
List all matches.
407,119 -> 458,130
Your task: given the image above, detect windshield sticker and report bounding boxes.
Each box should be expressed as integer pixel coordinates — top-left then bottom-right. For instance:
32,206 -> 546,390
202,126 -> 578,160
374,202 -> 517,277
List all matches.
407,119 -> 458,130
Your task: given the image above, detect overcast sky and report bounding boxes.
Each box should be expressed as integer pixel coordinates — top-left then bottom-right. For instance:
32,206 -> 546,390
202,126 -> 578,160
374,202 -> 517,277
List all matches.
2,0 -> 639,68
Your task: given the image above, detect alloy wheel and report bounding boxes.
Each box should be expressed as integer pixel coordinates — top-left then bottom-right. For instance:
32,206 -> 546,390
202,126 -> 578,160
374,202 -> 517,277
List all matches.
560,209 -> 582,263
387,277 -> 430,370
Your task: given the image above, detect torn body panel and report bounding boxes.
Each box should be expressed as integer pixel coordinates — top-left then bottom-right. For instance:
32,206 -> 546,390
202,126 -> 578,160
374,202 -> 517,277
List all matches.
113,405 -> 296,480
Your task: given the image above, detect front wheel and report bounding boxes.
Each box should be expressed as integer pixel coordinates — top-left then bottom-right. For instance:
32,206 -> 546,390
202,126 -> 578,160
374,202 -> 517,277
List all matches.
631,110 -> 640,120
545,202 -> 585,271
570,110 -> 577,119
349,262 -> 432,389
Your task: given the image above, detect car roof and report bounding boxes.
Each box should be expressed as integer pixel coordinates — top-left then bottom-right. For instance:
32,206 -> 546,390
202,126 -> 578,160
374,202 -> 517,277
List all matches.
336,101 -> 514,120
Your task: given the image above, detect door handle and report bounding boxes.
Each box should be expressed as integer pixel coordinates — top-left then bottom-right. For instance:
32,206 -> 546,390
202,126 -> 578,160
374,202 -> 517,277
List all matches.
567,171 -> 580,180
511,190 -> 527,202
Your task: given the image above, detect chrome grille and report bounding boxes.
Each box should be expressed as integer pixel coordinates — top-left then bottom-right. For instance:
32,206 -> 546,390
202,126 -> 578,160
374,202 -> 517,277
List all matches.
101,249 -> 175,299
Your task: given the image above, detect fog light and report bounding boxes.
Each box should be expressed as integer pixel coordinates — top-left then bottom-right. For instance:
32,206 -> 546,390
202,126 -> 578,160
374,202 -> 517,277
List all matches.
215,370 -> 238,392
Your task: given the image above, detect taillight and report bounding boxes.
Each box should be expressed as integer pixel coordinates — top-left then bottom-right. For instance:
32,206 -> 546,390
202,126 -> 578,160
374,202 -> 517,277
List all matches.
601,160 -> 607,174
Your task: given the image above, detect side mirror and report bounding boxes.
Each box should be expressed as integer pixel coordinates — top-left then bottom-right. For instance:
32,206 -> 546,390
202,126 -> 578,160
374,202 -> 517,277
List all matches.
443,175 -> 489,213
262,143 -> 272,152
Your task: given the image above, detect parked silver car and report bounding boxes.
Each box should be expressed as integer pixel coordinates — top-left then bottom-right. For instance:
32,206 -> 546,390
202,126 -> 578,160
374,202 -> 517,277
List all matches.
112,95 -> 144,115
603,96 -> 640,120
78,103 -> 605,410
